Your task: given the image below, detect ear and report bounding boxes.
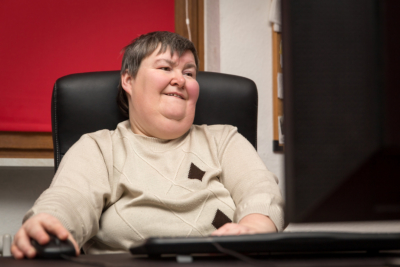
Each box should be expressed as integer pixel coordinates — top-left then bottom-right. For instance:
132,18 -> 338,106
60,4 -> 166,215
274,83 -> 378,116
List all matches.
121,71 -> 134,96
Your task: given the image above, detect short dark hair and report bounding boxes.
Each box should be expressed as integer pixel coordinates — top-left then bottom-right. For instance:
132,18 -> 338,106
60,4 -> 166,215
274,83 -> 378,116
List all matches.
117,31 -> 199,117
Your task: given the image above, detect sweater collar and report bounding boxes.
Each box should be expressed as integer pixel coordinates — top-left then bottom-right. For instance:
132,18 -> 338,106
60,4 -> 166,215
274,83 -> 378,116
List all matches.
117,120 -> 190,152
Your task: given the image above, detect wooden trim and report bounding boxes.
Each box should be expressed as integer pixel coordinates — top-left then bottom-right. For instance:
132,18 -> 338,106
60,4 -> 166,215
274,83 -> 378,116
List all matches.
0,132 -> 53,158
0,132 -> 53,149
197,0 -> 204,71
0,149 -> 54,158
175,0 -> 205,71
272,29 -> 284,152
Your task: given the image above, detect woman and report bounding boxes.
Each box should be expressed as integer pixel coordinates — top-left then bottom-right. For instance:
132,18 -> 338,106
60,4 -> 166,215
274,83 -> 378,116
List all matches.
12,31 -> 284,258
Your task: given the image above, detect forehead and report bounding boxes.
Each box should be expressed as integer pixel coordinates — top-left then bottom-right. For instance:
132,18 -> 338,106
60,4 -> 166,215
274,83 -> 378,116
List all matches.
144,45 -> 196,64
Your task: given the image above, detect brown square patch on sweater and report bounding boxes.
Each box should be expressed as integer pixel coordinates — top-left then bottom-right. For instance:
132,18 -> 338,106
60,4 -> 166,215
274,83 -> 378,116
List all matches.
212,209 -> 232,229
188,163 -> 205,181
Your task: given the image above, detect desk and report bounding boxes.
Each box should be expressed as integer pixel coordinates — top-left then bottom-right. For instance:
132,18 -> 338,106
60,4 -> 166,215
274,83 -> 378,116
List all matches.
1,252 -> 399,267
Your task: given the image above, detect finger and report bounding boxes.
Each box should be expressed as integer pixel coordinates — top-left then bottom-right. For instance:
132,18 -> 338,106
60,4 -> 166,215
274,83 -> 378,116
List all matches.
11,244 -> 25,260
211,223 -> 235,236
222,227 -> 241,236
232,224 -> 253,235
24,220 -> 51,245
213,223 -> 255,236
41,217 -> 80,255
67,234 -> 81,256
211,229 -> 223,236
211,226 -> 227,236
29,214 -> 80,256
38,216 -> 69,240
13,230 -> 36,259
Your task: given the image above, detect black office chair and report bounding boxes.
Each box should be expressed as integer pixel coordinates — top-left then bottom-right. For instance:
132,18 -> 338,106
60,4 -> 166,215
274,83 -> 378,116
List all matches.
51,71 -> 258,172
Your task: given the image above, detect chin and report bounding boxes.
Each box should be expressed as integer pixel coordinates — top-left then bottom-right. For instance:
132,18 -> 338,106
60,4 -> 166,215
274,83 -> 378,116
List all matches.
162,110 -> 186,121
155,117 -> 193,140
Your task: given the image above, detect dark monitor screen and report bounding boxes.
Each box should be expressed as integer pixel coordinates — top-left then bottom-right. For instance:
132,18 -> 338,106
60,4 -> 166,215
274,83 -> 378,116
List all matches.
282,0 -> 400,223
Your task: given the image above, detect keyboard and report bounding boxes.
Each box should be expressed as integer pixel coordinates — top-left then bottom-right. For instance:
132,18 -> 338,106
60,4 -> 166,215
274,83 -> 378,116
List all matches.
129,232 -> 400,255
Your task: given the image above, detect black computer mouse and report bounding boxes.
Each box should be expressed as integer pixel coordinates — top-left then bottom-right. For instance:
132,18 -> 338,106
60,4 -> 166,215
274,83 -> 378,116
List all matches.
30,234 -> 76,259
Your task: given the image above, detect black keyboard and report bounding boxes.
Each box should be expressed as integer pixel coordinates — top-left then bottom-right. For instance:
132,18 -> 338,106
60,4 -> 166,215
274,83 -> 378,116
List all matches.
129,232 -> 400,255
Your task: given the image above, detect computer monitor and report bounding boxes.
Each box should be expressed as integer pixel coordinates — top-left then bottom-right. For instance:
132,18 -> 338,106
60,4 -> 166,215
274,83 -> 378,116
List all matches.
282,0 -> 400,223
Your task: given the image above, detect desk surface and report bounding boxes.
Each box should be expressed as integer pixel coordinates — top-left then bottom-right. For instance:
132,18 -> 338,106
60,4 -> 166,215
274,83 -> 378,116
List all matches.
1,252 -> 399,267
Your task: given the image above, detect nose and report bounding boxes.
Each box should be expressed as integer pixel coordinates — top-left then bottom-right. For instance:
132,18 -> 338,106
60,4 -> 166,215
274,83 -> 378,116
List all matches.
171,71 -> 186,89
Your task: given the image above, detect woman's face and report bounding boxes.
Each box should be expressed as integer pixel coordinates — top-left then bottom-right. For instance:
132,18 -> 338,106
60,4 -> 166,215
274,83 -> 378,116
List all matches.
121,46 -> 199,140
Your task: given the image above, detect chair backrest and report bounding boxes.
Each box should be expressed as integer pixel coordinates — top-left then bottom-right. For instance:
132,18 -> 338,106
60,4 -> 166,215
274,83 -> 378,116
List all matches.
52,71 -> 258,171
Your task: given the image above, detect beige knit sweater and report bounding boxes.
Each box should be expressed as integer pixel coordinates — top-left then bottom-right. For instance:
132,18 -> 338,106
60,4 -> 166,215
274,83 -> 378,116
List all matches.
25,121 -> 284,254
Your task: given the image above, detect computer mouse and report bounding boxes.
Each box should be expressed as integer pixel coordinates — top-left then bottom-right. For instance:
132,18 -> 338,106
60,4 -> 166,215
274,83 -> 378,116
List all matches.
30,234 -> 76,259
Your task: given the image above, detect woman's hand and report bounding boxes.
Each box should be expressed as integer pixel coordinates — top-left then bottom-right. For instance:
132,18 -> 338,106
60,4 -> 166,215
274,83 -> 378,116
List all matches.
211,213 -> 277,236
11,213 -> 80,259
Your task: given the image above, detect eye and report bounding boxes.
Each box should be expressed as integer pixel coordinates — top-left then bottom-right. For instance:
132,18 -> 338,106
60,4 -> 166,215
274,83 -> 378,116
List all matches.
184,72 -> 193,77
160,67 -> 171,71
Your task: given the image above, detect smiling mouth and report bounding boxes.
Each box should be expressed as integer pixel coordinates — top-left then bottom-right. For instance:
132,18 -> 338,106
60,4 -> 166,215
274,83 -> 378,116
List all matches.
165,93 -> 184,100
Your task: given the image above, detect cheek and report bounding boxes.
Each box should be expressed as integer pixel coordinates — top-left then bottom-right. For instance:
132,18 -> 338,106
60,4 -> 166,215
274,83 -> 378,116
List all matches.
134,73 -> 164,103
187,80 -> 200,104
151,73 -> 169,92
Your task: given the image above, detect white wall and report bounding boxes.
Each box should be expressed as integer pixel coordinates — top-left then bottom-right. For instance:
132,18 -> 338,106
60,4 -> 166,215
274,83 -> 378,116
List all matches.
205,0 -> 284,192
0,161 -> 54,237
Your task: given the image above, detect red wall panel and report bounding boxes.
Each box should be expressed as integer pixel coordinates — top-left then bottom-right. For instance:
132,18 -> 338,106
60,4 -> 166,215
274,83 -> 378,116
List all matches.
0,0 -> 174,132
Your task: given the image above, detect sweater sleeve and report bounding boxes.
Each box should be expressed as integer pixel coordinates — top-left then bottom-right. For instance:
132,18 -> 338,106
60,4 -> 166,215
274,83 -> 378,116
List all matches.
23,132 -> 113,247
216,126 -> 285,232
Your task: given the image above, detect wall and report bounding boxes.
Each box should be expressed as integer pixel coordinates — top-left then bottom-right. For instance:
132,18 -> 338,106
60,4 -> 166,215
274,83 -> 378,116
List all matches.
204,0 -> 285,192
0,0 -> 174,132
0,162 -> 54,237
